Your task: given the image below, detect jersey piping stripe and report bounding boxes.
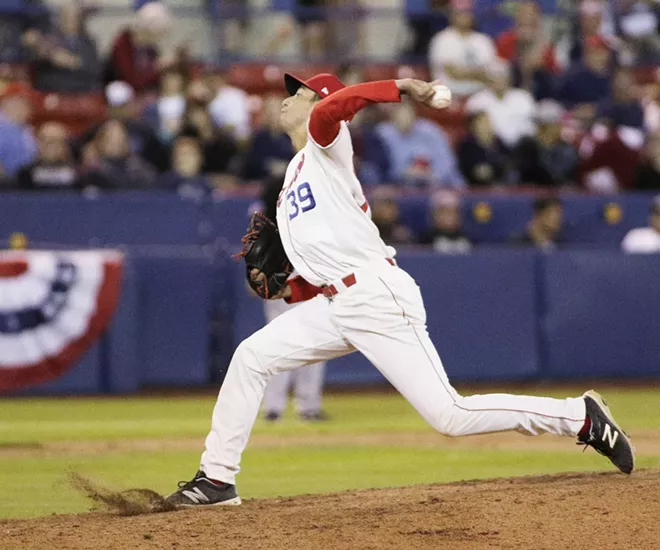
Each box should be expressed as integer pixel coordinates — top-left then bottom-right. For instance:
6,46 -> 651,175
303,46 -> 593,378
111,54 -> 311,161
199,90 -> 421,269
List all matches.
376,277 -> 585,424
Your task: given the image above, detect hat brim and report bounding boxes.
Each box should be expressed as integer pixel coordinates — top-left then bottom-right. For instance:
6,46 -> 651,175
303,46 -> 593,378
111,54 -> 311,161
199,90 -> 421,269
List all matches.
284,73 -> 305,96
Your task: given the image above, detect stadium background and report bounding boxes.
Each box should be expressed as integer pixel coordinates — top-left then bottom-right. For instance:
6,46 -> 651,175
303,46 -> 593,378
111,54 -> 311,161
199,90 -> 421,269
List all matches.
1,0 -> 660,539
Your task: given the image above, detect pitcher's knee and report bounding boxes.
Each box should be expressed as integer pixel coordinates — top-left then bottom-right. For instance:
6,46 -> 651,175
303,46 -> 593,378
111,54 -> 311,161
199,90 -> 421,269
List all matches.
232,336 -> 268,375
429,404 -> 472,437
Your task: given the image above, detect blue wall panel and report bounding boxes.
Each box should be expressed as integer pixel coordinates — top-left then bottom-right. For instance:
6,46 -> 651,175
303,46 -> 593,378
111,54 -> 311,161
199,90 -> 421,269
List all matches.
133,254 -> 215,386
397,250 -> 540,381
542,252 -> 660,378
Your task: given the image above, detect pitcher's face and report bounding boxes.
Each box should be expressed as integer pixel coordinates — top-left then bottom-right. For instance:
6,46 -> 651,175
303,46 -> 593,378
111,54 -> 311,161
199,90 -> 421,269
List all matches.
280,86 -> 318,133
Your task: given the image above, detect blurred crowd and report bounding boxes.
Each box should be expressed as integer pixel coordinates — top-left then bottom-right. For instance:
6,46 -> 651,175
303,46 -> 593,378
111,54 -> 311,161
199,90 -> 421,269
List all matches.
0,0 -> 659,251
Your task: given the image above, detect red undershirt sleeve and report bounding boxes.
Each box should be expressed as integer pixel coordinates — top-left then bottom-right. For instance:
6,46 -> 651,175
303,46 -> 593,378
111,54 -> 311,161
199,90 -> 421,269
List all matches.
284,276 -> 323,304
308,80 -> 402,147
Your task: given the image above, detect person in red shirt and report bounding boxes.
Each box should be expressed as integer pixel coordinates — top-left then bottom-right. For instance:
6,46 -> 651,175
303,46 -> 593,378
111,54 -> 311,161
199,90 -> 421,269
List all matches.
496,0 -> 557,98
104,2 -> 187,93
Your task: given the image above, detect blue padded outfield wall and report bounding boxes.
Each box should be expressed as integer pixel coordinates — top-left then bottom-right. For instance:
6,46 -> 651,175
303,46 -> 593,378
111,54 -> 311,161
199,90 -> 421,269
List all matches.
0,193 -> 658,394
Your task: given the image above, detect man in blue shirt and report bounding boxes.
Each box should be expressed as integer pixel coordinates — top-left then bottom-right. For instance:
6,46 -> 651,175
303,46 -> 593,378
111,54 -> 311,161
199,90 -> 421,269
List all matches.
0,85 -> 37,179
376,102 -> 465,188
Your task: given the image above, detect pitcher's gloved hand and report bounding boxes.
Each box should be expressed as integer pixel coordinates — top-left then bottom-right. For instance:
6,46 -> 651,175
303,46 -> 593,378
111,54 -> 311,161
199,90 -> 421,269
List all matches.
235,213 -> 293,299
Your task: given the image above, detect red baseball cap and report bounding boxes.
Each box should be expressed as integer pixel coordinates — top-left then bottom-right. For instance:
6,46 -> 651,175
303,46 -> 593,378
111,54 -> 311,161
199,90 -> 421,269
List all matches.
284,73 -> 345,98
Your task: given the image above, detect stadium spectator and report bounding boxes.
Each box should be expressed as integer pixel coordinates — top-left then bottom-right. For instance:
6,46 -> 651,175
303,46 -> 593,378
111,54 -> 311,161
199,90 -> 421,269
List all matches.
0,83 -> 37,179
644,82 -> 660,134
179,104 -> 239,176
350,107 -> 390,186
369,192 -> 412,245
556,0 -> 613,68
428,0 -> 496,98
418,191 -> 472,253
76,81 -> 170,173
376,102 -> 465,188
207,69 -> 250,143
578,123 -> 643,192
495,0 -> 558,99
404,0 -> 450,60
295,0 -> 329,58
22,1 -> 100,93
142,69 -> 188,143
509,197 -> 563,249
105,2 -> 186,92
242,96 -> 294,182
621,194 -> 660,253
466,59 -> 536,148
515,101 -> 578,188
160,136 -> 211,201
555,36 -> 612,116
16,122 -> 79,190
458,110 -> 512,187
2,0 -> 47,63
596,69 -> 645,130
633,133 -> 660,191
615,0 -> 660,65
81,120 -> 157,190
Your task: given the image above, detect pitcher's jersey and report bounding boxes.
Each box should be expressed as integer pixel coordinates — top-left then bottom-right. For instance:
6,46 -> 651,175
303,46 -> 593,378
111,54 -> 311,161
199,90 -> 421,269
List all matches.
276,121 -> 391,286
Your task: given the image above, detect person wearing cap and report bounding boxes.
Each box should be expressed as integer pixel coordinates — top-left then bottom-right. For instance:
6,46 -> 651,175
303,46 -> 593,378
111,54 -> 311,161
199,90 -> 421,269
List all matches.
0,84 -> 37,179
428,0 -> 497,98
515,100 -> 579,187
75,81 -> 170,173
465,58 -> 536,148
418,191 -> 472,253
164,70 -> 634,509
621,195 -> 660,253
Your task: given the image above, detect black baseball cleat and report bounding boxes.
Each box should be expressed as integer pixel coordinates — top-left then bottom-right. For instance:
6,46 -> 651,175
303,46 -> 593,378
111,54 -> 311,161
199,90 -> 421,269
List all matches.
165,471 -> 241,508
264,411 -> 281,422
578,390 -> 635,474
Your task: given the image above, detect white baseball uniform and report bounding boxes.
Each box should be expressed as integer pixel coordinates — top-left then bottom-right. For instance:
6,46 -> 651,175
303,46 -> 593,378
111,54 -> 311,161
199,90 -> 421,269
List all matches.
201,80 -> 586,485
261,298 -> 326,417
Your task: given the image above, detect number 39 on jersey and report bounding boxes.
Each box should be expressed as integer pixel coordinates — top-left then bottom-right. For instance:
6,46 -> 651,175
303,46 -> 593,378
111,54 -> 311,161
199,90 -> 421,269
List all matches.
287,182 -> 317,220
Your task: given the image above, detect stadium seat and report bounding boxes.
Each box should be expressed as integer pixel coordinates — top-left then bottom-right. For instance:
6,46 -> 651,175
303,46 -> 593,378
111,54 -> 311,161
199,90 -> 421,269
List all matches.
30,91 -> 106,135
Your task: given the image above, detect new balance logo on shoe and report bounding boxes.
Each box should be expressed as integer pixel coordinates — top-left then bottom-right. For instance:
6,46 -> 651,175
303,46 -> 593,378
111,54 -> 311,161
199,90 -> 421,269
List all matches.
182,487 -> 211,504
602,424 -> 619,448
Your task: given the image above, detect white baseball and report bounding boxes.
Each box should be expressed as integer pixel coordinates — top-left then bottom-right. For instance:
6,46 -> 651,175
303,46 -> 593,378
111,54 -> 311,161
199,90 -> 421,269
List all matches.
430,84 -> 452,109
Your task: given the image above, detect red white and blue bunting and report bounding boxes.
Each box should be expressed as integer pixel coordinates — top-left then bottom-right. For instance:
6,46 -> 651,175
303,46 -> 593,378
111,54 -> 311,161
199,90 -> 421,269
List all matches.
0,251 -> 123,391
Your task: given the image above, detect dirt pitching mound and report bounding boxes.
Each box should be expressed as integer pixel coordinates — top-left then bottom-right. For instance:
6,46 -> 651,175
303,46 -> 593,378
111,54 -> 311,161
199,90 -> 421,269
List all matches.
2,469 -> 659,550
68,473 -> 176,516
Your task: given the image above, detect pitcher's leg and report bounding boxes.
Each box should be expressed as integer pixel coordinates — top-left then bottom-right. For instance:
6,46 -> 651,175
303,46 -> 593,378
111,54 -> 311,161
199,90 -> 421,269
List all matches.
341,272 -> 586,439
262,370 -> 293,417
293,361 -> 326,415
201,296 -> 352,484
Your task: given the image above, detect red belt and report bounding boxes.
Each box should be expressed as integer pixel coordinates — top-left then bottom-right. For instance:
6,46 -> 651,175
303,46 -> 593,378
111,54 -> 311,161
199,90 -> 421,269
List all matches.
322,258 -> 395,299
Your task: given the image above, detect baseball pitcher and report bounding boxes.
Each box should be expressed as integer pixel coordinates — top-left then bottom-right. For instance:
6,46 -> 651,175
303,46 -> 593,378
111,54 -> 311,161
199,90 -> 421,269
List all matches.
166,74 -> 634,507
